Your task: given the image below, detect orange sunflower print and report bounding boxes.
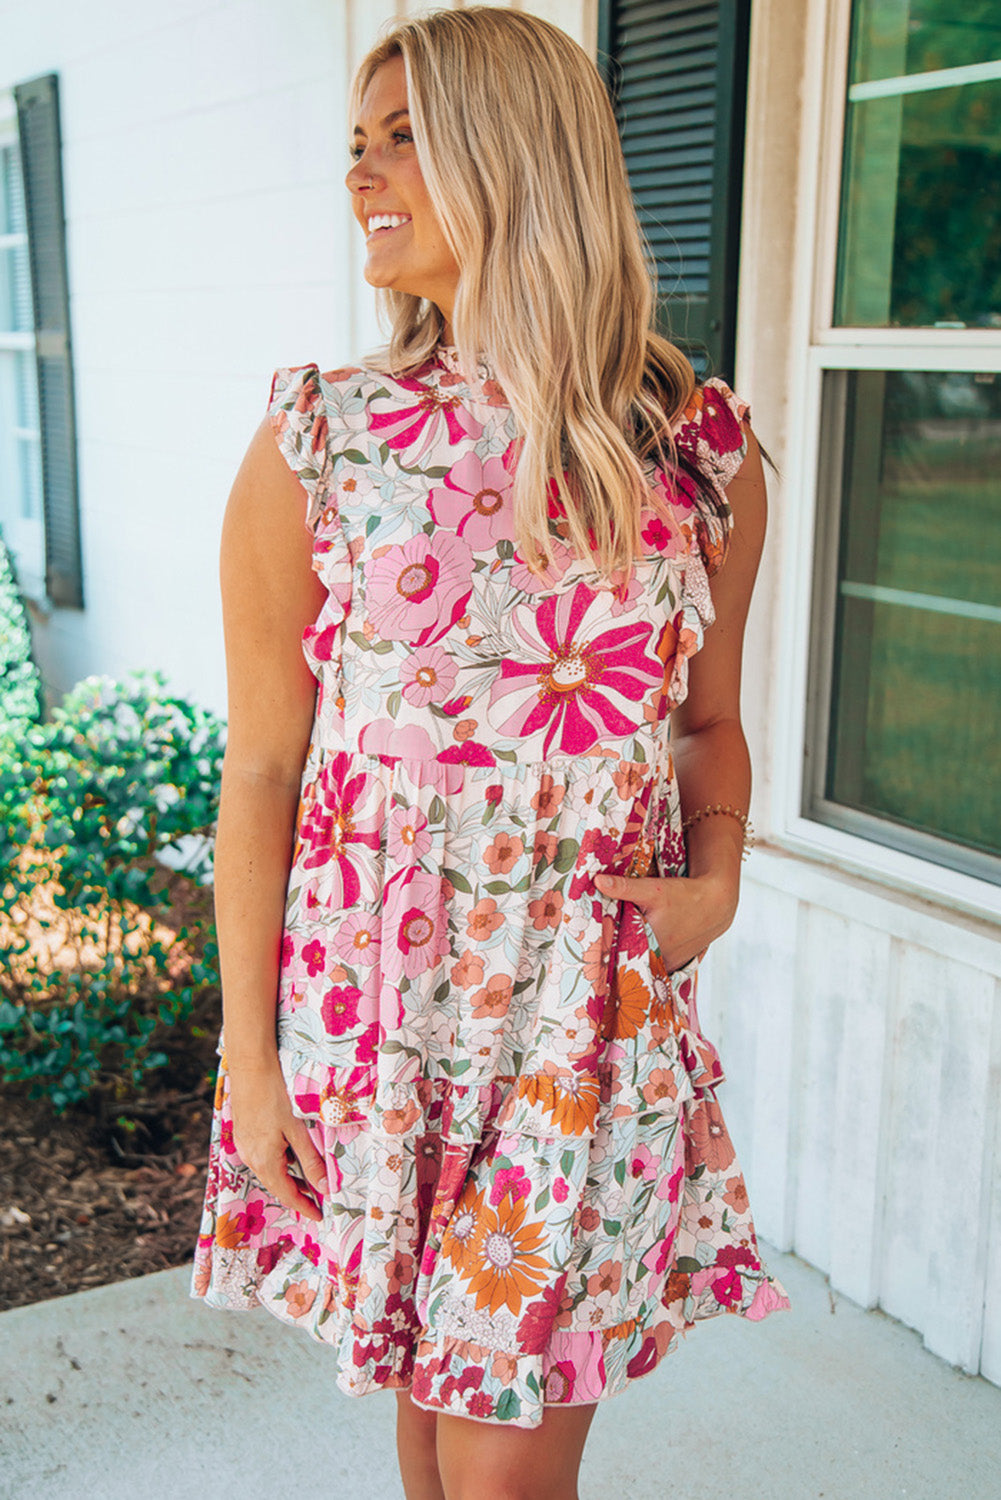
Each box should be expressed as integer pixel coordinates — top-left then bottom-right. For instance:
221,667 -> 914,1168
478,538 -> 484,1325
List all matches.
610,966 -> 652,1038
441,1183 -> 487,1278
465,1192 -> 550,1317
518,1070 -> 601,1135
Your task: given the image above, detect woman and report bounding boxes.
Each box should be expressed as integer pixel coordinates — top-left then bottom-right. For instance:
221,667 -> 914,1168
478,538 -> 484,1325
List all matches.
191,9 -> 788,1498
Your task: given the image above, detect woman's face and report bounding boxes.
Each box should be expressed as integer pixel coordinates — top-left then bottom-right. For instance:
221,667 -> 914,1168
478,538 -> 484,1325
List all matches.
346,55 -> 460,329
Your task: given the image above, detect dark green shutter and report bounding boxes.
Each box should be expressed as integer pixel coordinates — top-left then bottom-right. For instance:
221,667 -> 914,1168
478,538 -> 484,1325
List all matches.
598,0 -> 750,382
14,74 -> 83,609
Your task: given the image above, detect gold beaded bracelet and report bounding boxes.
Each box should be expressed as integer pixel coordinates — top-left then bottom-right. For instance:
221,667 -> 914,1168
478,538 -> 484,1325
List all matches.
681,802 -> 756,860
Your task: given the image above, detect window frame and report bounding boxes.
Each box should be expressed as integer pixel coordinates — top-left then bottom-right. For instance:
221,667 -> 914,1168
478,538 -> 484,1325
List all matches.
772,0 -> 1001,919
0,92 -> 45,598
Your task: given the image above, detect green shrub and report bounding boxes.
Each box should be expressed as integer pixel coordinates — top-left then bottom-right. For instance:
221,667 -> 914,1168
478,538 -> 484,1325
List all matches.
0,672 -> 225,1112
0,530 -> 42,736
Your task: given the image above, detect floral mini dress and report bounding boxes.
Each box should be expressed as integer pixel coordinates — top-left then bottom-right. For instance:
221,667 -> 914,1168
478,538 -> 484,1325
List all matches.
191,344 -> 789,1428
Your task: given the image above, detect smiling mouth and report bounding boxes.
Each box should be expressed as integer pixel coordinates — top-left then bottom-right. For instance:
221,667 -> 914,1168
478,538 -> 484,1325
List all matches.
366,215 -> 412,240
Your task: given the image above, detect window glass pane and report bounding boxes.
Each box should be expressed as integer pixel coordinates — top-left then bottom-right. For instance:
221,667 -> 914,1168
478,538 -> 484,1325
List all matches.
835,1 -> 1001,327
825,369 -> 1001,864
0,144 -> 33,332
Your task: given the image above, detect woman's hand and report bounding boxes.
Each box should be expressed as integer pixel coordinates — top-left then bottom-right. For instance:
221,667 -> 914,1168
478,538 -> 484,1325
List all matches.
594,867 -> 739,973
227,1056 -> 329,1224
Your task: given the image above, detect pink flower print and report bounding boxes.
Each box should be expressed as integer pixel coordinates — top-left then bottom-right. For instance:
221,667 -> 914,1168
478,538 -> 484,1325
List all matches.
240,1197 -> 268,1239
381,867 -> 449,981
510,539 -> 573,594
642,1224 -> 677,1279
368,374 -> 484,467
656,1159 -> 685,1203
586,1259 -> 622,1299
746,1278 -> 790,1321
301,938 -> 327,978
399,643 -> 457,708
388,804 -> 432,863
336,911 -> 381,967
489,1164 -> 531,1206
280,934 -> 294,969
297,754 -> 384,908
428,451 -> 516,548
321,982 -> 361,1036
691,384 -> 745,458
356,1019 -> 380,1066
607,568 -> 644,615
516,1278 -> 568,1354
640,507 -> 681,557
359,718 -> 465,795
552,1177 -> 569,1203
488,583 -> 664,756
364,532 -> 473,646
283,1280 -> 317,1319
629,1144 -> 658,1181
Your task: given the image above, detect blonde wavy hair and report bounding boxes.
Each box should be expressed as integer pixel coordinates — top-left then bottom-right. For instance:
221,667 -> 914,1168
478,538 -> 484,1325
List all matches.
350,6 -> 699,582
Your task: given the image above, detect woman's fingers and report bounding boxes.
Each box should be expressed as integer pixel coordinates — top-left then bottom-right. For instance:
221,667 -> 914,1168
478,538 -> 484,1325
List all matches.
237,1141 -> 324,1223
285,1116 -> 329,1196
272,1157 -> 325,1223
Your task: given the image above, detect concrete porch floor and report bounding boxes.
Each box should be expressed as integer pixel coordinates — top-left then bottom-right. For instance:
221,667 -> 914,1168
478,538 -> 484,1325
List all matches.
1,1244 -> 998,1499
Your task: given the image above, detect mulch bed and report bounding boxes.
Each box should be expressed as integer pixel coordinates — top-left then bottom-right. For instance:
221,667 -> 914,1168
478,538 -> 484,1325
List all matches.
0,1001 -> 221,1313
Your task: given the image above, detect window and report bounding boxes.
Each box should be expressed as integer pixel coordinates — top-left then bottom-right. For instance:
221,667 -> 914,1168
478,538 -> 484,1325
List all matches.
806,1 -> 1001,885
0,98 -> 44,594
598,0 -> 751,382
1,74 -> 82,608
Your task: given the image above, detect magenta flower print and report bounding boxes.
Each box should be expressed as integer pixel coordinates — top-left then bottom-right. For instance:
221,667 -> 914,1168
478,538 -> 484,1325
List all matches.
381,866 -> 450,982
297,753 -> 384,907
400,644 -> 458,708
364,532 -> 473,646
488,583 -> 664,756
321,982 -> 361,1037
428,451 -> 516,548
369,374 -> 483,468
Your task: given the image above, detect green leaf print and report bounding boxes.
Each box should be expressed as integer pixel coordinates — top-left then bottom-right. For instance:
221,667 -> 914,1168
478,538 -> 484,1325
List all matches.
533,1186 -> 550,1213
613,1157 -> 627,1187
366,514 -> 381,536
386,690 -> 402,718
495,1390 -> 521,1422
428,794 -> 446,824
483,880 -> 510,896
526,1371 -> 540,1397
442,866 -> 472,893
553,838 -> 578,874
602,1219 -> 621,1237
675,1257 -> 702,1275
341,449 -> 368,464
560,1149 -> 576,1178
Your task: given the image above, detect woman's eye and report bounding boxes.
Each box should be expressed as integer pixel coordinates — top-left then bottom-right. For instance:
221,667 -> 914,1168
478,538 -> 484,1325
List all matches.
348,143 -> 364,160
392,131 -> 413,146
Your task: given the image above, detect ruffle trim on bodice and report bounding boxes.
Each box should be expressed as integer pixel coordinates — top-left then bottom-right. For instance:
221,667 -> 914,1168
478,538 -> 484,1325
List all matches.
268,365 -> 354,689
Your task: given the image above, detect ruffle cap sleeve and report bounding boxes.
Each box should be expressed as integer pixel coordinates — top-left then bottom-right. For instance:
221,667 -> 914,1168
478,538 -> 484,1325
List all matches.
268,364 -> 336,533
673,376 -> 750,578
267,364 -> 353,676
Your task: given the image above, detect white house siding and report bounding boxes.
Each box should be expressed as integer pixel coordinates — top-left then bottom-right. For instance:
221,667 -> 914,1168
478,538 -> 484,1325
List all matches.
5,0 -> 999,1386
706,0 -> 1001,1388
3,0 -> 605,712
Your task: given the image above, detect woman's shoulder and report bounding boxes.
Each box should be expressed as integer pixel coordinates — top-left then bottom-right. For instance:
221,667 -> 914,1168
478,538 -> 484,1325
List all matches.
672,376 -> 750,493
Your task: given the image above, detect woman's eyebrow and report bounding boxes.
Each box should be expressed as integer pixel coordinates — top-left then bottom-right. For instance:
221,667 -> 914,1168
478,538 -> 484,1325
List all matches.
352,108 -> 410,139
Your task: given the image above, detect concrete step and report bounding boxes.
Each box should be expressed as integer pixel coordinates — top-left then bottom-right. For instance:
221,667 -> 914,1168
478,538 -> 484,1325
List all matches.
1,1245 -> 998,1499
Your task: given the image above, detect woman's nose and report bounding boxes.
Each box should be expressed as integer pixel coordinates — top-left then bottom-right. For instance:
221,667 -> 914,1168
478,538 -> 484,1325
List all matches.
345,153 -> 379,193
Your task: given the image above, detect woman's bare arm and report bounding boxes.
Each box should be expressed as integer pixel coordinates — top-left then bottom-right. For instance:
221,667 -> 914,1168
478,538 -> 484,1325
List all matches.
596,424 -> 767,968
213,413 -> 329,1220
